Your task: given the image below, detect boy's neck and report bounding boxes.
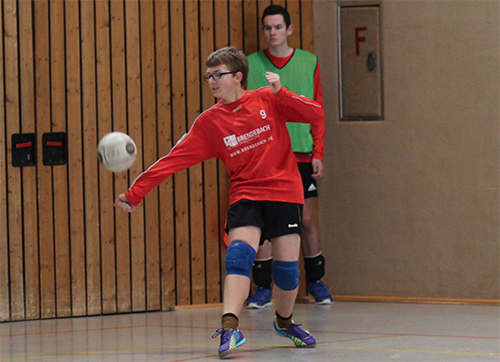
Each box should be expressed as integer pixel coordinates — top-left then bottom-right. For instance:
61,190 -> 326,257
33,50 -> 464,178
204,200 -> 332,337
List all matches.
268,43 -> 294,58
222,87 -> 246,104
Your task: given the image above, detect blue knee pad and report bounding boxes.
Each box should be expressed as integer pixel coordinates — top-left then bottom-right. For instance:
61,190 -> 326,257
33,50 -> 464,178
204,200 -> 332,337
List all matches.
272,260 -> 300,291
225,241 -> 256,278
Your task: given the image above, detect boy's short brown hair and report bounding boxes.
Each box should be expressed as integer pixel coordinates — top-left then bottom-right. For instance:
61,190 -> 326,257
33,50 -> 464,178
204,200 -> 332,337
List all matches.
205,46 -> 249,86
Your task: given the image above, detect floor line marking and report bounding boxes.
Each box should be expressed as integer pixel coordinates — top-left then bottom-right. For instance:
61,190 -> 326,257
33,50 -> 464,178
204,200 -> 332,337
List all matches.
2,324 -> 498,340
0,341 -> 498,361
0,342 -> 218,361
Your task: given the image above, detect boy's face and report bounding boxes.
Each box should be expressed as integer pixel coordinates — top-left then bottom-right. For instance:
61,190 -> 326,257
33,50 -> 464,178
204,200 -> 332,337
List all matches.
262,14 -> 292,48
205,64 -> 238,100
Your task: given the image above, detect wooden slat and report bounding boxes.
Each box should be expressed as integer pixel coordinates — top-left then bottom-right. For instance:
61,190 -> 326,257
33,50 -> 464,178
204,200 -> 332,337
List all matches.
199,0 -> 222,304
286,1 -> 301,50
170,0 -> 191,306
229,0 -> 243,48
153,0 -> 176,310
95,0 -> 117,315
214,0 -> 228,49
300,0 -> 315,52
80,0 -> 102,316
0,0 -> 10,322
184,0 -> 205,305
139,0 -> 161,311
243,0 -> 259,55
110,0 -> 132,314
125,0 -> 146,312
34,0 -> 56,320
50,0 -> 71,318
257,0 -> 272,50
18,0 -> 39,321
5,0 -> 25,322
65,0 -> 86,317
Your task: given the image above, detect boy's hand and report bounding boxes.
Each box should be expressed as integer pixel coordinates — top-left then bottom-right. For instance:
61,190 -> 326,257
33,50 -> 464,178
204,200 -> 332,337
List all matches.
312,158 -> 324,179
265,72 -> 282,94
114,193 -> 136,213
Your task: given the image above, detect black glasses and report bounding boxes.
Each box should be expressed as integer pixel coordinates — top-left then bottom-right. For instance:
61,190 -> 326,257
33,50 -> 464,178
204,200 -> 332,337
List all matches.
203,71 -> 235,83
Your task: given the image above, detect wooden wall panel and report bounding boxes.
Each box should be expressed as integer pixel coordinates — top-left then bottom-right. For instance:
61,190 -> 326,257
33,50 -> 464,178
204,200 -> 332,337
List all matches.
301,0 -> 315,51
0,0 -> 315,322
65,0 -> 87,317
154,0 -> 176,309
287,1 -> 301,49
243,0 -> 258,54
185,0 -> 205,305
80,0 -> 101,316
4,0 -> 24,320
0,0 -> 8,321
109,0 -> 132,314
124,0 -> 146,313
96,0 -> 117,315
140,0 -> 161,311
19,0 -> 39,321
170,0 -> 191,306
50,0 -> 72,318
230,0 -> 244,47
34,0 -> 57,320
199,0 -> 221,304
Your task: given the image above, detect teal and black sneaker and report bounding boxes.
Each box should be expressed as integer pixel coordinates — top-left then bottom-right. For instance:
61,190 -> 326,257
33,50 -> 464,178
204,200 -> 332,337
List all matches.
212,328 -> 246,358
273,319 -> 316,348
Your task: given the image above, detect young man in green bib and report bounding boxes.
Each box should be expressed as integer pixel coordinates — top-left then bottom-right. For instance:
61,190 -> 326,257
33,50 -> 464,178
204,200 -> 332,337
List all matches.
246,4 -> 333,307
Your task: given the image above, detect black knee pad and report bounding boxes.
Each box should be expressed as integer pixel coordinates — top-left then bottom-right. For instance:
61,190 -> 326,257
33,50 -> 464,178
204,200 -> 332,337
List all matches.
304,254 -> 325,283
252,259 -> 273,289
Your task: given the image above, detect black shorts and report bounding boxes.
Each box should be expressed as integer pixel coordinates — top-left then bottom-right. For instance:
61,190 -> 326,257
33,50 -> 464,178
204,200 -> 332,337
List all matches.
226,199 -> 303,245
298,162 -> 318,199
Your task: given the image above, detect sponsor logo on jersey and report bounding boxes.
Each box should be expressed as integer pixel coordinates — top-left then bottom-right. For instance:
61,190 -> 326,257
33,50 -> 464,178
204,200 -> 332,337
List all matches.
224,134 -> 238,147
288,223 -> 299,228
224,124 -> 271,149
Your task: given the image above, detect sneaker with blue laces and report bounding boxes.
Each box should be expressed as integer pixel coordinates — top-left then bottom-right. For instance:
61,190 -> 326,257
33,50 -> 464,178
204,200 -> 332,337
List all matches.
273,318 -> 316,347
307,280 -> 333,304
246,287 -> 272,309
212,328 -> 246,358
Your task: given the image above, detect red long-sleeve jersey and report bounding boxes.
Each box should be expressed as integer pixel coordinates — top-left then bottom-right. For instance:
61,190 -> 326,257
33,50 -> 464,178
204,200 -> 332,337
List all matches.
125,87 -> 323,207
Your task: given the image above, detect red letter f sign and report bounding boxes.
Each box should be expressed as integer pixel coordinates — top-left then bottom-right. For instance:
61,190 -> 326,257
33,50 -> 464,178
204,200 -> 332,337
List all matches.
355,27 -> 367,56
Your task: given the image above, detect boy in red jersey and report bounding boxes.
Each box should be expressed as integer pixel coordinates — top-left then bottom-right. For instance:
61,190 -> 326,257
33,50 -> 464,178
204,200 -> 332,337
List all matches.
114,47 -> 323,358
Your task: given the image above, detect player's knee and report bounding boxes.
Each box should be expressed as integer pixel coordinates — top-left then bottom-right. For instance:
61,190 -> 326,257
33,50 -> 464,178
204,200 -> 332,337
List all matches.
304,254 -> 325,282
272,260 -> 300,291
225,241 -> 256,278
252,259 -> 273,288
301,210 -> 315,230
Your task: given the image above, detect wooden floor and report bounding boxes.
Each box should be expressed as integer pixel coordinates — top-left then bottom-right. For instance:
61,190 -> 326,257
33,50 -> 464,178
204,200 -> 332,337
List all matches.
1,301 -> 499,361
